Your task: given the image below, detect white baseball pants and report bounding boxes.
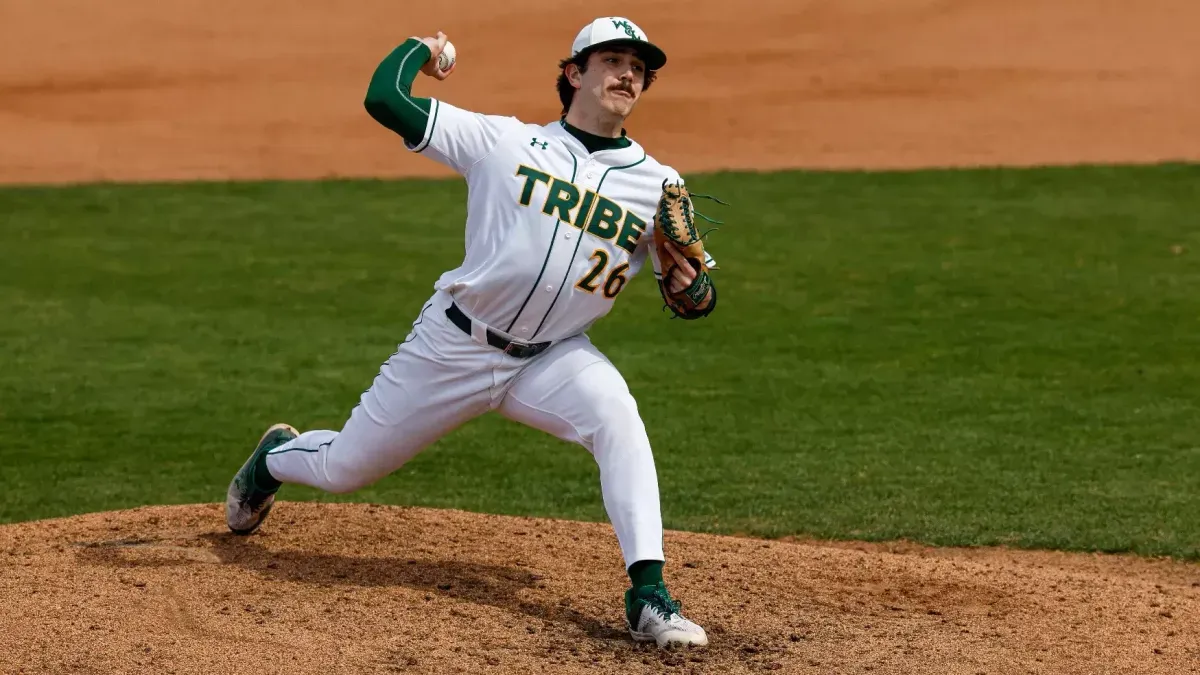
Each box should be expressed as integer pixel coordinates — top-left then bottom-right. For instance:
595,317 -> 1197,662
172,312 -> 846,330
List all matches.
264,290 -> 665,567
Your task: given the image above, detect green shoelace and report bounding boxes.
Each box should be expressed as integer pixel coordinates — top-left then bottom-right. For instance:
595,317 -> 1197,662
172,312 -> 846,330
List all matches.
641,584 -> 682,620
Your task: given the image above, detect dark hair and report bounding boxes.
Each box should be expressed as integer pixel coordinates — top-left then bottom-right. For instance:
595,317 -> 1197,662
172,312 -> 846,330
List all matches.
556,48 -> 658,116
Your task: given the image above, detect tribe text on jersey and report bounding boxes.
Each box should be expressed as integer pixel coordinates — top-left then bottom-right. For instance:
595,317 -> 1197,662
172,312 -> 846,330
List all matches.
407,99 -> 682,344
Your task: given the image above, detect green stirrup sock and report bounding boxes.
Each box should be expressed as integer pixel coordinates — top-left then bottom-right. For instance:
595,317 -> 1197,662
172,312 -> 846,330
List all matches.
253,451 -> 282,492
628,560 -> 664,590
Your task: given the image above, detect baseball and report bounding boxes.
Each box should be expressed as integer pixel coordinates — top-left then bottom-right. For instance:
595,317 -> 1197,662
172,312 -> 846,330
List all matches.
438,41 -> 456,72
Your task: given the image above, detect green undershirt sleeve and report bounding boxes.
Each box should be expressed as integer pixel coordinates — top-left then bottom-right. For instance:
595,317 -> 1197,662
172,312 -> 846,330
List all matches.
363,39 -> 434,147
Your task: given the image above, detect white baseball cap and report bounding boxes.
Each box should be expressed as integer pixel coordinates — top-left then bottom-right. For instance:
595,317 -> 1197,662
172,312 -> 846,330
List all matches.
571,17 -> 667,70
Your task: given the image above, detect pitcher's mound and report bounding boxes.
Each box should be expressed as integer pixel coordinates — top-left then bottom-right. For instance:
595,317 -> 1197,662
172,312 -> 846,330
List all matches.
1,503 -> 1195,673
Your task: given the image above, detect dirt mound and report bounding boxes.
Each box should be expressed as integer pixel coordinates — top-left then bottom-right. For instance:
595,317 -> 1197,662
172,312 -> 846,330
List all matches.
2,0 -> 1199,185
1,504 -> 1196,674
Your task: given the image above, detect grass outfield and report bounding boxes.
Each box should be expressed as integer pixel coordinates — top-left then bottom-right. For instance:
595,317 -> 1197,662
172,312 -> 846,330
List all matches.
2,165 -> 1198,558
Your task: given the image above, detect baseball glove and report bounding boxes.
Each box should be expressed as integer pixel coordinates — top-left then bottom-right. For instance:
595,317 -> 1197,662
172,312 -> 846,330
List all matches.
653,178 -> 725,319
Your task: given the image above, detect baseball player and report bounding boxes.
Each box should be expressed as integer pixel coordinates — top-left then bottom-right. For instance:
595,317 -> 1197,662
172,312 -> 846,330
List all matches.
226,17 -> 719,648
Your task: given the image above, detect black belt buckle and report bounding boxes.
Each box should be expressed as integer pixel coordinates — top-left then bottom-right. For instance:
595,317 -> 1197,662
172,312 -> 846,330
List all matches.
448,302 -> 549,359
499,336 -> 547,359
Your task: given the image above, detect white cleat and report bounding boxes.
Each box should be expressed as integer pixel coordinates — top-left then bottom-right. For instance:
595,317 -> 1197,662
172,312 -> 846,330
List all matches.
225,423 -> 297,535
625,583 -> 709,648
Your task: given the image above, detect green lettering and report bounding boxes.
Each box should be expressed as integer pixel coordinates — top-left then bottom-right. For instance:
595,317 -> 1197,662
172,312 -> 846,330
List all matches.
541,178 -> 581,222
585,196 -> 623,240
614,210 -> 646,253
515,165 -> 551,206
572,191 -> 597,229
612,20 -> 641,40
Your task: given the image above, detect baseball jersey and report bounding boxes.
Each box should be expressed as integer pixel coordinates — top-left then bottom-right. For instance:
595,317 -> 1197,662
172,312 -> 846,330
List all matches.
407,99 -> 705,344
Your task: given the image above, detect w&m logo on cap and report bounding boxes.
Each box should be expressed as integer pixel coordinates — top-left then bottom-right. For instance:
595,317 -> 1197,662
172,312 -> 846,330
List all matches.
611,20 -> 641,40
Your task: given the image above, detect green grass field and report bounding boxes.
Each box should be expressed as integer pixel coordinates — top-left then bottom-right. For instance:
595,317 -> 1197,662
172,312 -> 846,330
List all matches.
3,164 -> 1198,558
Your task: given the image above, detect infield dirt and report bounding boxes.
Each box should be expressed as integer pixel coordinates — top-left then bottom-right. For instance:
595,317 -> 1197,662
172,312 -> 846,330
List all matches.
2,504 -> 1198,674
2,0 -> 1198,672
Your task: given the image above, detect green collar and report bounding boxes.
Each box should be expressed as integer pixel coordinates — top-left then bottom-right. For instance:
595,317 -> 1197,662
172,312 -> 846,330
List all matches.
560,120 -> 632,153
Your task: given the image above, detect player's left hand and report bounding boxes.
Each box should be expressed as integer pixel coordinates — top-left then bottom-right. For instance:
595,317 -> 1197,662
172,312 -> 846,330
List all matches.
663,243 -> 712,308
663,242 -> 695,293
653,179 -> 720,317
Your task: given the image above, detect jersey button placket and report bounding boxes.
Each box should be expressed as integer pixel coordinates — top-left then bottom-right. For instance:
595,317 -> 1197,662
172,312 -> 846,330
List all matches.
522,149 -> 597,340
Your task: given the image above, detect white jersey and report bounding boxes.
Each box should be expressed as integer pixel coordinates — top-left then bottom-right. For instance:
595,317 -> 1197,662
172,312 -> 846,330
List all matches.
406,99 -> 704,344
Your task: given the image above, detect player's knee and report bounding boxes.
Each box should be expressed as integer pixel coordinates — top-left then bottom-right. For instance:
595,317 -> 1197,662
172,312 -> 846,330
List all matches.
322,456 -> 379,494
594,391 -> 639,423
584,390 -> 646,443
324,472 -> 367,494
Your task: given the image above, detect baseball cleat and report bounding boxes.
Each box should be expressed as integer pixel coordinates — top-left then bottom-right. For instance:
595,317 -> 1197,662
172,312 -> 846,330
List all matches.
225,423 -> 296,535
625,582 -> 709,648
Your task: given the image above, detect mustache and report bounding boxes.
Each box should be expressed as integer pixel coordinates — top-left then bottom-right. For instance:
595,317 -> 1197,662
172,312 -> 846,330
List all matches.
609,83 -> 635,95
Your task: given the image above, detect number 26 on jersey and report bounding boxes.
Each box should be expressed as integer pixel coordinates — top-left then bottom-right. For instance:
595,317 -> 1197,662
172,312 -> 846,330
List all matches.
575,249 -> 629,299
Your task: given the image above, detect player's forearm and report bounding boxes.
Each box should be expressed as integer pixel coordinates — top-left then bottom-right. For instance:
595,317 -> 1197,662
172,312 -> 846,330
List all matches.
363,38 -> 434,146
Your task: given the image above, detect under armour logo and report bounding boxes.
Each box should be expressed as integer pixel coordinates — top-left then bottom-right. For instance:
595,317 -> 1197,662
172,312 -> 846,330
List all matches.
530,138 -> 548,150
611,20 -> 641,40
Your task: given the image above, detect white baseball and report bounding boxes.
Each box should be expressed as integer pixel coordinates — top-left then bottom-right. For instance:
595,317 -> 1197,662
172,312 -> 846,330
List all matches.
438,41 -> 456,72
